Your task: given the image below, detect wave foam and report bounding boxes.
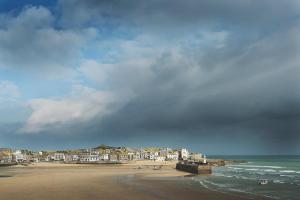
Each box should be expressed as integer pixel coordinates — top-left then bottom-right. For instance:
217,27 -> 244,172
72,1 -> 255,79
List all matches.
263,169 -> 277,172
229,165 -> 284,169
280,170 -> 296,173
245,168 -> 259,171
280,174 -> 296,177
227,167 -> 243,170
273,180 -> 285,184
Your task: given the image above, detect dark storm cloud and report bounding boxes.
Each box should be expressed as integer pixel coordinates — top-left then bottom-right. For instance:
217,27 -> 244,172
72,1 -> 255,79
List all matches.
44,29 -> 299,154
99,53 -> 300,131
1,0 -> 299,154
59,0 -> 299,31
26,0 -> 297,153
100,34 -> 299,153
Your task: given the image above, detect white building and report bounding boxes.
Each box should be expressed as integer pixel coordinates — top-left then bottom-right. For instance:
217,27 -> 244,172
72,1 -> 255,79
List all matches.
144,152 -> 155,160
54,153 -> 65,161
72,155 -> 79,161
133,151 -> 141,160
80,155 -> 100,162
13,150 -> 25,162
127,152 -> 134,160
203,155 -> 207,164
100,153 -> 109,161
155,156 -> 166,162
166,152 -> 179,160
179,148 -> 189,160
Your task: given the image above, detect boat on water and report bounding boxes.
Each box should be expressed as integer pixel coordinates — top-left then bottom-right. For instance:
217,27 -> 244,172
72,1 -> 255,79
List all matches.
259,179 -> 268,185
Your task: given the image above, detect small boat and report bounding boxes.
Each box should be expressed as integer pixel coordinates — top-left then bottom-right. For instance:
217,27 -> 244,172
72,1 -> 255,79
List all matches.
259,179 -> 268,185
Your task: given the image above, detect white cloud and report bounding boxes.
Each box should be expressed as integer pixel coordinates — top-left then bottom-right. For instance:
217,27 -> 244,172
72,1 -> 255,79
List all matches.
20,84 -> 132,134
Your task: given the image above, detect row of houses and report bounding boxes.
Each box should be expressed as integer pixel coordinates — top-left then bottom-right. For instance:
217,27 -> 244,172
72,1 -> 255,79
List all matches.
44,148 -> 183,163
0,146 -> 203,164
0,148 -> 13,163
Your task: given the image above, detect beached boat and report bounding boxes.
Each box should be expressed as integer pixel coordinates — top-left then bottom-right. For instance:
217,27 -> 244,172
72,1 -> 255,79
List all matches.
153,165 -> 162,170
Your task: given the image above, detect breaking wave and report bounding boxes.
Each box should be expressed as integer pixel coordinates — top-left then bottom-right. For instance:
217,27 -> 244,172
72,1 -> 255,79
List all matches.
229,165 -> 284,169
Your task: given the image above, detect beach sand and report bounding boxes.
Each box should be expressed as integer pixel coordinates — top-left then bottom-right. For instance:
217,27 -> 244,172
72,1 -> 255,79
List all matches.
0,163 -> 267,200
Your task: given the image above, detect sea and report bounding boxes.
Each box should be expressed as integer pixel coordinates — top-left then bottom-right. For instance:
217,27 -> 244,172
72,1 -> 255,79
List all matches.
194,155 -> 300,200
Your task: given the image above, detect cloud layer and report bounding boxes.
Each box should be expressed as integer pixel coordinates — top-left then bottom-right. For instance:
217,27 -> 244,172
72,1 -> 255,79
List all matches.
0,1 -> 299,153
0,6 -> 82,77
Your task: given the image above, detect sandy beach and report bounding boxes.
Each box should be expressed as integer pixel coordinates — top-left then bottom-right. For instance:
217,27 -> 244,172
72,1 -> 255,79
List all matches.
0,163 -> 268,200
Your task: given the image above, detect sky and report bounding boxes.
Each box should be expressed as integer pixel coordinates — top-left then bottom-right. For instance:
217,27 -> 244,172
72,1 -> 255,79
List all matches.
0,0 -> 299,155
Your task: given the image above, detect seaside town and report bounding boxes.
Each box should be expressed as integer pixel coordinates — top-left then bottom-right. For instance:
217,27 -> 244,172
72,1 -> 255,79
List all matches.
0,145 -> 205,165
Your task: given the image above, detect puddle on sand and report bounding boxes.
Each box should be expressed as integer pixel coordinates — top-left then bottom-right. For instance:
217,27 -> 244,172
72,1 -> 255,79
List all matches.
0,175 -> 12,178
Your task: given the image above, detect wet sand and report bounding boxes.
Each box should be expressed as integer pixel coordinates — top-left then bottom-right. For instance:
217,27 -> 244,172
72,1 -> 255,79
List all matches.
0,163 -> 267,200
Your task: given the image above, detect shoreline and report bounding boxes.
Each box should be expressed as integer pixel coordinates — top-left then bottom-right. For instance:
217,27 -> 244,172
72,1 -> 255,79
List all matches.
0,163 -> 267,200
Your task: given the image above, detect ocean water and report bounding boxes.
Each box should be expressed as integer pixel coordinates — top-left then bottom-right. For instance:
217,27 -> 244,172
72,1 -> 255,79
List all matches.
194,155 -> 300,200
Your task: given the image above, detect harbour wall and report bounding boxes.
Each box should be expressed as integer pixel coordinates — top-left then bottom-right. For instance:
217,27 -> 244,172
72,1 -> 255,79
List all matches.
176,162 -> 212,174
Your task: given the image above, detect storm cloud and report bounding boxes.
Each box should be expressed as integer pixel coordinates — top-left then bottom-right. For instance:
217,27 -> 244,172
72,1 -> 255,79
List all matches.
0,0 -> 299,154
